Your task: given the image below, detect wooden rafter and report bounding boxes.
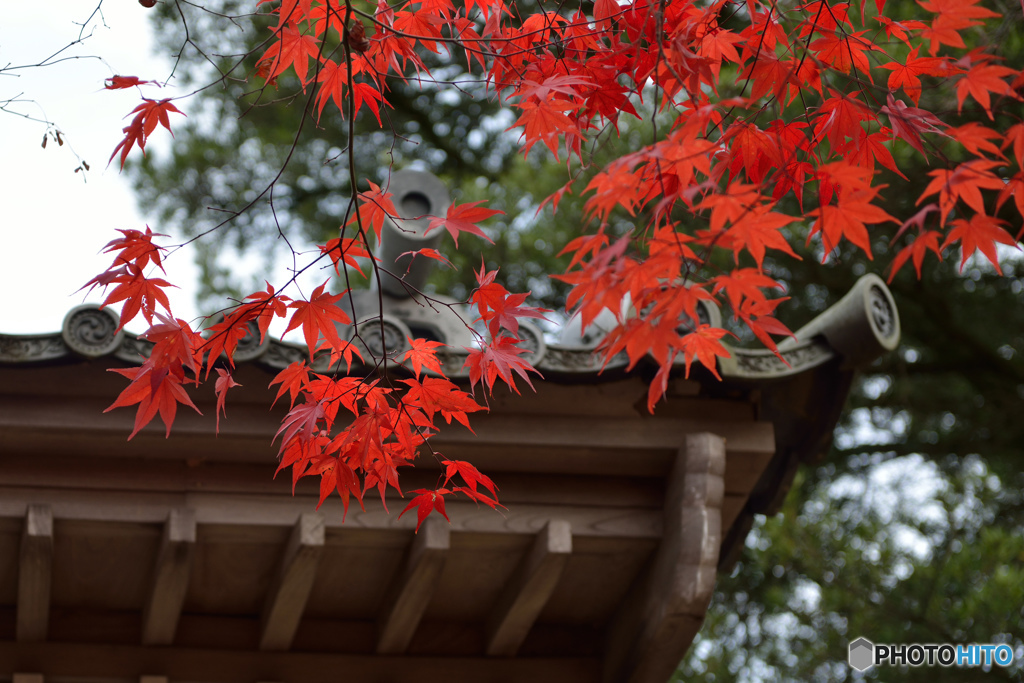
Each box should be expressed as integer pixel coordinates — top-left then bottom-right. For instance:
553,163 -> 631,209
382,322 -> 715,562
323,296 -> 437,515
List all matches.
17,504 -> 53,643
376,516 -> 450,654
260,513 -> 325,651
142,509 -> 196,645
486,519 -> 572,656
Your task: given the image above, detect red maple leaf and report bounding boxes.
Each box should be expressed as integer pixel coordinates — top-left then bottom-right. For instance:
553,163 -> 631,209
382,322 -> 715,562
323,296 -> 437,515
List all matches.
243,282 -> 290,344
214,368 -> 241,434
401,337 -> 446,377
352,81 -> 389,126
1001,122 -> 1024,166
402,377 -> 483,430
724,208 -> 801,269
879,94 -> 947,158
955,61 -> 1018,119
918,160 -> 1006,224
810,187 -> 899,260
347,181 -> 399,240
442,459 -> 499,500
315,59 -> 348,120
942,214 -> 1018,274
106,364 -> 202,439
109,98 -> 184,169
678,325 -> 733,381
397,248 -> 455,270
463,335 -> 542,395
283,281 -> 353,356
270,361 -> 311,409
104,75 -> 157,90
319,236 -> 372,276
509,99 -> 582,159
255,25 -> 321,87
399,488 -> 451,532
98,265 -> 175,330
274,397 -> 328,451
888,230 -> 943,281
100,226 -> 167,272
427,200 -> 502,247
996,172 -> 1024,231
476,290 -> 549,337
878,47 -> 944,104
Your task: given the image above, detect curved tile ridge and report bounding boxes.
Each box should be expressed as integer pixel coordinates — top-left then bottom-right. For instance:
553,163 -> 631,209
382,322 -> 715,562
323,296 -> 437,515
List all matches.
0,275 -> 899,382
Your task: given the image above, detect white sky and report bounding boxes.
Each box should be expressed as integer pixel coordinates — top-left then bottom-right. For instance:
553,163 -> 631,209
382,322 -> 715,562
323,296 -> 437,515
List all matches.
0,1 -> 200,334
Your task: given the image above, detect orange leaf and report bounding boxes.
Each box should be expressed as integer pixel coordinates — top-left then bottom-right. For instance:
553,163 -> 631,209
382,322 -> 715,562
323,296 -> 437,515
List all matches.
427,200 -> 502,248
941,214 -> 1018,274
284,281 -> 353,356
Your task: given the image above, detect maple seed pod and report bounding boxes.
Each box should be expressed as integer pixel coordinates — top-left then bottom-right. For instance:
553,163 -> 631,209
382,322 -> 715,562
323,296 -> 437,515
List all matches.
139,0 -> 157,7
347,22 -> 370,54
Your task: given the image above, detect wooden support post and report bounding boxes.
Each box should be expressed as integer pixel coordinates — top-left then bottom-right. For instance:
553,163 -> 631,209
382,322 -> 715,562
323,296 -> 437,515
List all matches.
17,505 -> 53,642
260,512 -> 325,651
376,516 -> 450,654
604,433 -> 726,683
142,509 -> 196,645
486,519 -> 572,656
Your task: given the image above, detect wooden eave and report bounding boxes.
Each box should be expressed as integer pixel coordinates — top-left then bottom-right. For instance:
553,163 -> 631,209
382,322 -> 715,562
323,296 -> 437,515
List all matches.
0,275 -> 900,683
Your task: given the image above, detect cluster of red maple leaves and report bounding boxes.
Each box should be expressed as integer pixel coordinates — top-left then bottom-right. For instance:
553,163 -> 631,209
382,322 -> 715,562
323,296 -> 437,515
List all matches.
90,0 -> 1024,526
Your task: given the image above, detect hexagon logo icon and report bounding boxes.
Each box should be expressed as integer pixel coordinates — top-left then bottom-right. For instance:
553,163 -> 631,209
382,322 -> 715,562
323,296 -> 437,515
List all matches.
849,637 -> 875,672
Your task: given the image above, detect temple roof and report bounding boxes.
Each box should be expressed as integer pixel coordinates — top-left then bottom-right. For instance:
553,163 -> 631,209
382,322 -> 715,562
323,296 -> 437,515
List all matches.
0,173 -> 900,682
0,275 -> 898,683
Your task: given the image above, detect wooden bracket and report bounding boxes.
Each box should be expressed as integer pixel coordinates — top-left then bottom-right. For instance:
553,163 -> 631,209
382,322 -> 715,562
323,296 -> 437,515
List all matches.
604,432 -> 726,683
260,512 -> 325,651
376,516 -> 450,654
142,509 -> 196,645
17,505 -> 53,643
486,519 -> 572,656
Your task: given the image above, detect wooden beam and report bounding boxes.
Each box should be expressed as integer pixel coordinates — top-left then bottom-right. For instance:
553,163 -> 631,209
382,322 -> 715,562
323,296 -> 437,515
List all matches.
0,640 -> 599,683
139,677 -> 168,683
0,396 -> 775,468
142,509 -> 196,645
486,519 -> 572,657
604,433 -> 726,683
0,488 -> 662,540
260,513 -> 325,651
376,516 -> 450,654
18,504 -> 53,642
13,674 -> 44,683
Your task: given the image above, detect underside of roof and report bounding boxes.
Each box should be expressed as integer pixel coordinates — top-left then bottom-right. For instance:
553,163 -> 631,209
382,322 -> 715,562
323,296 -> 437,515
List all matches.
0,274 -> 899,683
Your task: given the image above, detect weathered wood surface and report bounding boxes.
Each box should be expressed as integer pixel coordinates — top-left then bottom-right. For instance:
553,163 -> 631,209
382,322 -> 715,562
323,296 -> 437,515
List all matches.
0,488 -> 664,540
0,362 -> 783,683
12,673 -> 44,683
605,433 -> 725,683
0,457 -> 668,509
142,509 -> 196,645
18,505 -> 53,642
0,395 -> 773,468
376,516 -> 450,654
260,513 -> 325,651
486,519 -> 572,656
0,641 -> 600,683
